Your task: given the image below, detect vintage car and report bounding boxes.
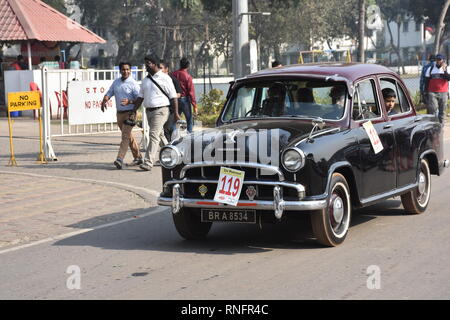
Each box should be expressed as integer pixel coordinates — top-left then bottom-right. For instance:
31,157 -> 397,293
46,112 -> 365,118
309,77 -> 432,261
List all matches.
157,63 -> 449,246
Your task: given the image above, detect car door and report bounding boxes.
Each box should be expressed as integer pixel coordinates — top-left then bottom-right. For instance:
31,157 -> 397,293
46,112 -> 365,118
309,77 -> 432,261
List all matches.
379,77 -> 417,188
352,78 -> 397,199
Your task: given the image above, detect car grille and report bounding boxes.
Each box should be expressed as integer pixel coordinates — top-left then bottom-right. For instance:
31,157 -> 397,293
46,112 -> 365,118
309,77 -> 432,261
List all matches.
184,166 -> 279,181
182,165 -> 299,201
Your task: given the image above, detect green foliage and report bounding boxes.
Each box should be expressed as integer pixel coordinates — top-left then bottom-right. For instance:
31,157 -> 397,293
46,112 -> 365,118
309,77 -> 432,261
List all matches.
42,0 -> 67,13
412,90 -> 423,110
197,88 -> 226,127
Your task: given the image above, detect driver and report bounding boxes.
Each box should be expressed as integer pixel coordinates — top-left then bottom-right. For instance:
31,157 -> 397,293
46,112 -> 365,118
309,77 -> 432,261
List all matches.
325,85 -> 346,119
261,82 -> 286,116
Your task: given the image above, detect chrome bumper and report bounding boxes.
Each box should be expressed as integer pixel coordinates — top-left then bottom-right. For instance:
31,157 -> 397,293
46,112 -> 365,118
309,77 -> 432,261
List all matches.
158,183 -> 327,220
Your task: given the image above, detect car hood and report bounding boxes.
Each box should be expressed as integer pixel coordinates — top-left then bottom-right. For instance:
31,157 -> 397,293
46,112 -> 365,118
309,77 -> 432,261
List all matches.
172,119 -> 340,163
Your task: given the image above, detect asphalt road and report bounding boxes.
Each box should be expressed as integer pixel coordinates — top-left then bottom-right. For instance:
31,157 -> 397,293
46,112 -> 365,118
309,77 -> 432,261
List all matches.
0,139 -> 449,300
1,118 -> 450,301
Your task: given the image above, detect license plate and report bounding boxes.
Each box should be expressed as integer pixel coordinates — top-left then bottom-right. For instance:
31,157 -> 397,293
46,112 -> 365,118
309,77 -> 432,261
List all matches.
201,209 -> 256,224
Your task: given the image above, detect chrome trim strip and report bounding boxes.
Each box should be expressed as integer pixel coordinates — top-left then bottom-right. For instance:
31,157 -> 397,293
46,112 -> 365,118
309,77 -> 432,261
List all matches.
180,162 -> 285,181
163,179 -> 305,197
157,197 -> 327,211
360,182 -> 418,206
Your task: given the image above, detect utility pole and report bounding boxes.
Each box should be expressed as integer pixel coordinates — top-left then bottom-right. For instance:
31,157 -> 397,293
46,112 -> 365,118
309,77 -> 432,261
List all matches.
232,0 -> 250,79
358,0 -> 366,63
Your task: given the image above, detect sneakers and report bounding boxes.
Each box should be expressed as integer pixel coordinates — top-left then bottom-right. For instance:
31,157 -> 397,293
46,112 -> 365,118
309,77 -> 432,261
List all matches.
114,158 -> 123,169
139,162 -> 152,171
129,158 -> 143,166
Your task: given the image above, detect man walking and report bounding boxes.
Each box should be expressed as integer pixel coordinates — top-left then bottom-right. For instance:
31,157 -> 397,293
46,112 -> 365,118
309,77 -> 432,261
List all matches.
424,53 -> 450,124
134,55 -> 180,171
159,60 -> 182,141
420,54 -> 435,105
172,57 -> 197,133
101,62 -> 142,169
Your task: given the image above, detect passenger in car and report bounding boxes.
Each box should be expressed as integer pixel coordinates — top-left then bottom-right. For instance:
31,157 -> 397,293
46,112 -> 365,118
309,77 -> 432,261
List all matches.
382,88 -> 398,116
297,87 -> 315,103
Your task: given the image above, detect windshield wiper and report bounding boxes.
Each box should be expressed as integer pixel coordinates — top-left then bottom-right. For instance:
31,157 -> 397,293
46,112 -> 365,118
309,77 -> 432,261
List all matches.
230,115 -> 269,122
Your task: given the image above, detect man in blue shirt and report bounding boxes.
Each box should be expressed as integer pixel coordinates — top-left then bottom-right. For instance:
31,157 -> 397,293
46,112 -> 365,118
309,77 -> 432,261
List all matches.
101,62 -> 142,169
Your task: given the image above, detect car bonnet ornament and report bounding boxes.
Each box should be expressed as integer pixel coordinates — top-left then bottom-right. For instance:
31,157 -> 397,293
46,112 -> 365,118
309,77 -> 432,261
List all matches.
198,184 -> 208,197
246,186 -> 257,201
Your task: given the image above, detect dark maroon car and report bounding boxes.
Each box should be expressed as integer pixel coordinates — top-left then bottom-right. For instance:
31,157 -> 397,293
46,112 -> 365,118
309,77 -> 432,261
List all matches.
158,63 -> 449,246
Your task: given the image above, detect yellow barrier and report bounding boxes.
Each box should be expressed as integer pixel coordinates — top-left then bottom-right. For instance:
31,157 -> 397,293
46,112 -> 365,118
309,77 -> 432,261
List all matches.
7,91 -> 46,166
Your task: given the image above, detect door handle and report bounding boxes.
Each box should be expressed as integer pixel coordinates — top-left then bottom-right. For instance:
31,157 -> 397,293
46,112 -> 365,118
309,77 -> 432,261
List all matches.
414,117 -> 422,122
383,124 -> 392,129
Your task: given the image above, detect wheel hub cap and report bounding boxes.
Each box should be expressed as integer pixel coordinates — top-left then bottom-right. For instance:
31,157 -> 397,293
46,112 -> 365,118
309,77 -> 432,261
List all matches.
418,173 -> 426,195
332,197 -> 344,224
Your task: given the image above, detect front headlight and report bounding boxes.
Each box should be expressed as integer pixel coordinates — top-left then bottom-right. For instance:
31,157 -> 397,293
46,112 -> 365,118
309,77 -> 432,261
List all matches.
160,146 -> 182,169
282,148 -> 305,172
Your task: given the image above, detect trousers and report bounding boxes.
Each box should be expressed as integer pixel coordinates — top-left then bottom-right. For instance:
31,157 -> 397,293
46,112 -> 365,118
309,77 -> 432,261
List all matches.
427,92 -> 448,124
178,97 -> 193,133
116,111 -> 141,161
143,106 -> 169,167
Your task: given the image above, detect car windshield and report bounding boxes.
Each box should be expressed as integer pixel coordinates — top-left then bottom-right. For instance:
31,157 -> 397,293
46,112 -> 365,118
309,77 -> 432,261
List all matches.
222,80 -> 347,122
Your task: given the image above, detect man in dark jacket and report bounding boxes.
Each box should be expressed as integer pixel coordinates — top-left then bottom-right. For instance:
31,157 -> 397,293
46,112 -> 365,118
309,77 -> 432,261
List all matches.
172,58 -> 197,133
159,60 -> 182,141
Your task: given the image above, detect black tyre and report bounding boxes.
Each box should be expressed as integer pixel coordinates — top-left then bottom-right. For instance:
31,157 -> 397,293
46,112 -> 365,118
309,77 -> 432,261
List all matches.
401,159 -> 431,214
172,208 -> 212,240
311,173 -> 352,247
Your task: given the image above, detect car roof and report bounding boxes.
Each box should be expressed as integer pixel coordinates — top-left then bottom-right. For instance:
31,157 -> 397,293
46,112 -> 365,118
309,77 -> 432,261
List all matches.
245,63 -> 398,82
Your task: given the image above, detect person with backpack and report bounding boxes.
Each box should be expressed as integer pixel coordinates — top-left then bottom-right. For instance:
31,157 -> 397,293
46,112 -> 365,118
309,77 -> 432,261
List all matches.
424,53 -> 450,124
420,54 -> 435,105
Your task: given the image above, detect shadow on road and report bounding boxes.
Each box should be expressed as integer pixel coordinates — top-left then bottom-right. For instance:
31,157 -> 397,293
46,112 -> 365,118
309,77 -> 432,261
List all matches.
53,199 -> 407,254
54,207 -> 334,254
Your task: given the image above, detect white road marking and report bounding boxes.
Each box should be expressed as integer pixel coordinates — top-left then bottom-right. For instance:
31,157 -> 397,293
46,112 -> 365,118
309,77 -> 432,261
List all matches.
0,206 -> 169,255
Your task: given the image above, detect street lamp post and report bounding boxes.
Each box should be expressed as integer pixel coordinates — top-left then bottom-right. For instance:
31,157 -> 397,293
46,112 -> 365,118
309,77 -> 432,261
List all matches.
232,0 -> 270,79
232,0 -> 249,79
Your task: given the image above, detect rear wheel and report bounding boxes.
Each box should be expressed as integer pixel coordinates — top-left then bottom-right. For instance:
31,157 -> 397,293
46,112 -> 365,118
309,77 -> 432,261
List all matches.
401,159 -> 431,214
172,208 -> 212,240
311,173 -> 352,247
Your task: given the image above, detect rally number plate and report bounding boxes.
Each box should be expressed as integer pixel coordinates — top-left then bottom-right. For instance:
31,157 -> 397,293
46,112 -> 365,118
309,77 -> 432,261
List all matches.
201,209 -> 256,224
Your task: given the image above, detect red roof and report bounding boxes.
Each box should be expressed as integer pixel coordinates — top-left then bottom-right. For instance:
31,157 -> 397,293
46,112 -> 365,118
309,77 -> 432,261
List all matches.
0,0 -> 105,43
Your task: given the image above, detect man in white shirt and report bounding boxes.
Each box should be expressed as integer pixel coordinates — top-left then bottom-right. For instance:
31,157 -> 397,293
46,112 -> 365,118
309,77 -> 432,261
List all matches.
134,55 -> 180,171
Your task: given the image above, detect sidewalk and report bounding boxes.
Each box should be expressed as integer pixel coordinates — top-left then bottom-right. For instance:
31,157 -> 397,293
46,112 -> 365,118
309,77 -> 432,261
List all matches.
0,118 -> 164,250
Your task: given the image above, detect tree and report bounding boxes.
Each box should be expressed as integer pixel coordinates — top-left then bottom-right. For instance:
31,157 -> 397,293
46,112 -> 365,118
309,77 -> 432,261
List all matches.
42,0 -> 67,13
434,0 -> 450,54
408,0 -> 450,54
377,0 -> 411,73
358,0 -> 366,62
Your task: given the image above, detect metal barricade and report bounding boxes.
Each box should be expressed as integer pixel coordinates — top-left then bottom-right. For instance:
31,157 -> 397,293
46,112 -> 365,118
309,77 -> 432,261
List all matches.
41,67 -> 148,160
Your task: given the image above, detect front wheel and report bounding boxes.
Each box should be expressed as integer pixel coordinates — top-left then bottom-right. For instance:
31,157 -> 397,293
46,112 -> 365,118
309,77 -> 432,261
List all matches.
401,159 -> 431,214
311,173 -> 352,247
172,208 -> 212,240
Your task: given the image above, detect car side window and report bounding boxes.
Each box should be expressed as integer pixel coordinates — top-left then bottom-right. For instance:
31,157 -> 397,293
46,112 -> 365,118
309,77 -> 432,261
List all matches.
380,78 -> 411,114
352,79 -> 381,121
396,83 -> 411,113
